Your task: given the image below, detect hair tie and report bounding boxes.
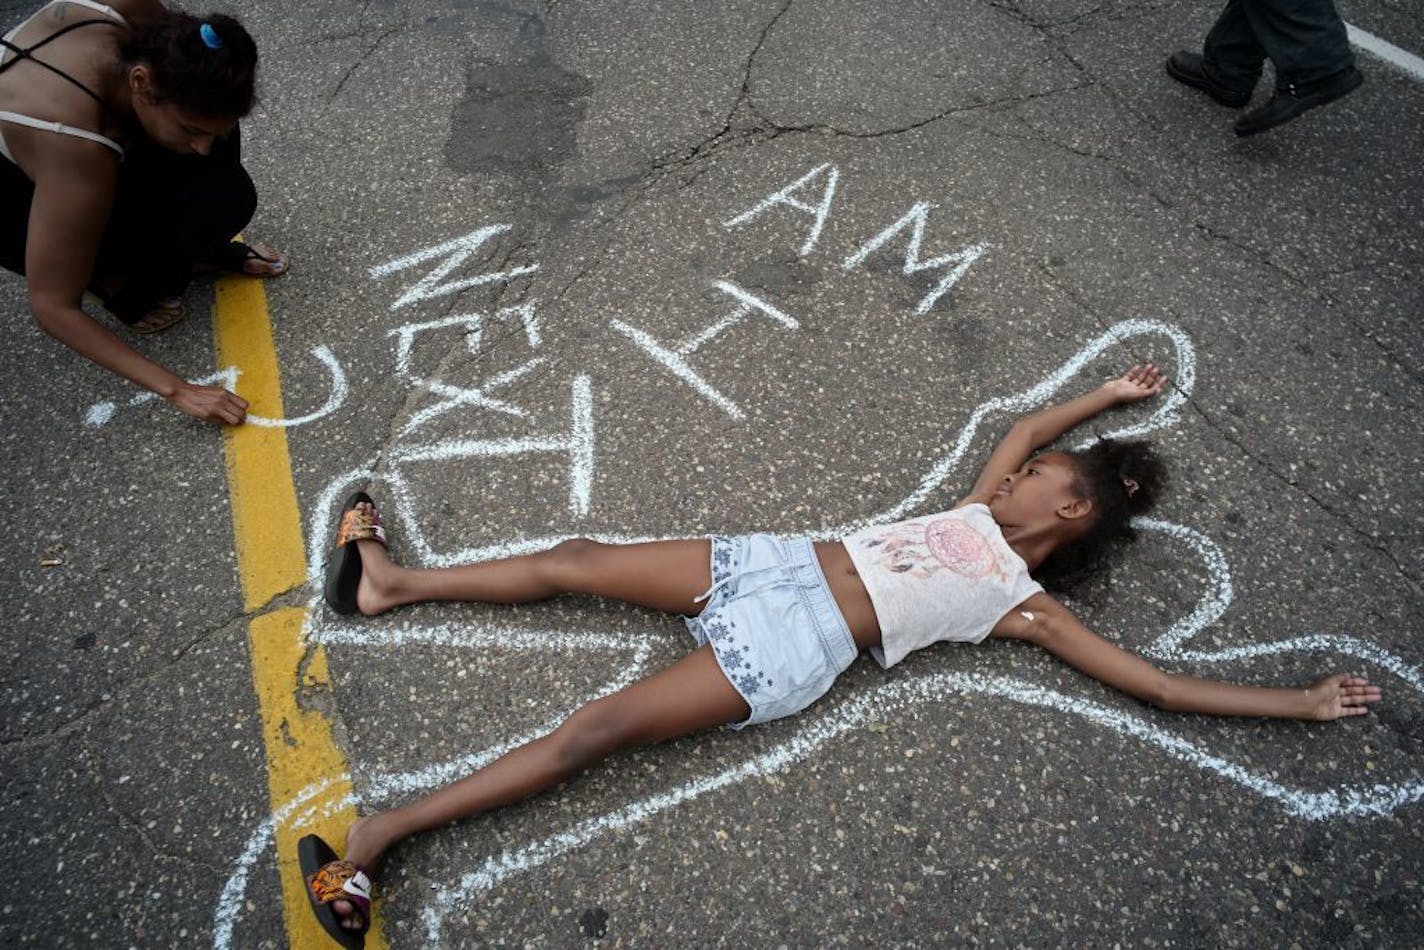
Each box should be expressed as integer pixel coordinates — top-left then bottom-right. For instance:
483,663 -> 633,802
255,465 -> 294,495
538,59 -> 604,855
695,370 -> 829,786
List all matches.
1121,477 -> 1140,498
199,23 -> 224,50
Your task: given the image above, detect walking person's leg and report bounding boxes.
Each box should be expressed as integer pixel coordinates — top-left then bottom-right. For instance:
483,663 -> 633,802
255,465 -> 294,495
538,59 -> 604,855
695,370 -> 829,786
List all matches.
1240,0 -> 1354,85
1166,0 -> 1261,108
1202,0 -> 1268,92
1233,0 -> 1362,135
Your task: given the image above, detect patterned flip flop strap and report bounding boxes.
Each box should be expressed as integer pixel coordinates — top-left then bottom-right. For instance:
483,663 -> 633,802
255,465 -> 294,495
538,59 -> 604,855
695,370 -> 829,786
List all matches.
335,507 -> 387,548
306,859 -> 373,914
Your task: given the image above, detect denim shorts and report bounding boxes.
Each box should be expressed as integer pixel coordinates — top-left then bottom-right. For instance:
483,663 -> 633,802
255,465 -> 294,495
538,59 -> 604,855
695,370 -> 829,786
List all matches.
684,534 -> 859,729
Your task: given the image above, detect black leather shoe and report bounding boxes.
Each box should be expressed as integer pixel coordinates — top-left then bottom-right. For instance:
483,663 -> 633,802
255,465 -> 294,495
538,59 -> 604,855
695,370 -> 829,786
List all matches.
1165,51 -> 1252,108
1234,66 -> 1364,136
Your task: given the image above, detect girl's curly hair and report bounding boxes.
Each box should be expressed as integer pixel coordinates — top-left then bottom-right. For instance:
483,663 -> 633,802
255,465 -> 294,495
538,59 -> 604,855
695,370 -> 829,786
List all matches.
1036,439 -> 1168,591
120,11 -> 257,119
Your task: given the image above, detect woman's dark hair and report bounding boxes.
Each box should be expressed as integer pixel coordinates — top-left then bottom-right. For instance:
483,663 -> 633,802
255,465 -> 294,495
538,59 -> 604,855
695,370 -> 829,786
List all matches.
120,12 -> 257,118
1037,439 -> 1168,591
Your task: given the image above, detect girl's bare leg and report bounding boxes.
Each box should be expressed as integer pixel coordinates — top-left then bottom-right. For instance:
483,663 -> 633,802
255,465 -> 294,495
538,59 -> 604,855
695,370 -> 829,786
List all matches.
350,504 -> 712,617
328,645 -> 748,929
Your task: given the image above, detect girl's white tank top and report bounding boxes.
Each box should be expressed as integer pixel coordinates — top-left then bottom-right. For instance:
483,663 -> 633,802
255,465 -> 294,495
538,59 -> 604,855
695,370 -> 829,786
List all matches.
842,503 -> 1043,668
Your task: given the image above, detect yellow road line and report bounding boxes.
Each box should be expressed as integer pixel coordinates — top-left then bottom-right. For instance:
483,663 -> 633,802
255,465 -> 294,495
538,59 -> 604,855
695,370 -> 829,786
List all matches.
212,275 -> 385,948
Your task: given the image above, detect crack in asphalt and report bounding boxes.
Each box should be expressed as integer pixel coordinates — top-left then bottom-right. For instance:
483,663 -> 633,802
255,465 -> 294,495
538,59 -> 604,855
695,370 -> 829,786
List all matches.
270,0 -> 395,54
986,0 -> 1169,31
299,0 -> 1422,649
767,81 -> 1097,139
545,188 -> 648,303
1039,264 -> 1421,592
1180,395 -> 1423,593
327,26 -> 399,103
0,607 -> 255,751
631,10 -> 1098,188
983,0 -> 1422,393
516,1 -> 800,305
82,741 -> 227,875
1187,223 -> 1424,389
954,2 -> 1424,393
246,579 -> 323,618
982,0 -> 1198,162
728,0 -> 796,128
619,0 -> 797,189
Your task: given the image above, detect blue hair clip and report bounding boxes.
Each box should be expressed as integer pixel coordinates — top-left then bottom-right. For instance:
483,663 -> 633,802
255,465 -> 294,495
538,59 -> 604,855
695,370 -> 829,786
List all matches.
199,22 -> 223,50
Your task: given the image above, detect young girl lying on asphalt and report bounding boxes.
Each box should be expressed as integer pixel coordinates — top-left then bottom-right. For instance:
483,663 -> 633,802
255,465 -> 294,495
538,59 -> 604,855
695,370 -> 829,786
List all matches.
302,362 -> 1380,946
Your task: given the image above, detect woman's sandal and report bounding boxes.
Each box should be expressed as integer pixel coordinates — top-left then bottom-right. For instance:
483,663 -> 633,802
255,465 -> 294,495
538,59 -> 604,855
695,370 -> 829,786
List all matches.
324,491 -> 386,615
298,834 -> 372,949
128,298 -> 188,335
198,240 -> 290,278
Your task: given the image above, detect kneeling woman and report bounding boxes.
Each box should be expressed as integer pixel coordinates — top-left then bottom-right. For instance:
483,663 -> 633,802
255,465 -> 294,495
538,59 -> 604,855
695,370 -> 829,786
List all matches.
304,365 -> 1381,946
0,1 -> 284,425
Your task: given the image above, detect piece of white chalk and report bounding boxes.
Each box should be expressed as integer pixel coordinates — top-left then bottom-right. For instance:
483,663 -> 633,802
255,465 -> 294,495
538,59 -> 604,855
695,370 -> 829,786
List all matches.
1020,611 -> 1036,622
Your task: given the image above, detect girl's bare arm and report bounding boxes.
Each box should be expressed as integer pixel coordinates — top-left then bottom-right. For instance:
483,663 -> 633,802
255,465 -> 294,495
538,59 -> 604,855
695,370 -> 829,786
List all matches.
991,592 -> 1381,721
961,365 -> 1165,505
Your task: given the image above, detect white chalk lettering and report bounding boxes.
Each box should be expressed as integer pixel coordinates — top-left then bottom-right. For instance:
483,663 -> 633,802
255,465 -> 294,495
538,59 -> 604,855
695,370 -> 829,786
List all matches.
213,313 -> 1424,950
369,225 -> 539,311
723,162 -> 840,256
389,374 -> 594,520
610,280 -> 798,420
401,360 -> 547,434
842,202 -> 988,315
389,309 -> 549,433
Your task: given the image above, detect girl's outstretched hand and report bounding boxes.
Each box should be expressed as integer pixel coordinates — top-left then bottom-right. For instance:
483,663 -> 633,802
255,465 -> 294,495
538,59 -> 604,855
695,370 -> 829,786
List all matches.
1305,674 -> 1382,721
1101,364 -> 1167,403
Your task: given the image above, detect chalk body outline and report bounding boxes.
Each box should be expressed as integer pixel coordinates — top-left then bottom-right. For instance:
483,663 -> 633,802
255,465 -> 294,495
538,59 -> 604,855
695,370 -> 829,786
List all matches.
212,318 -> 1423,948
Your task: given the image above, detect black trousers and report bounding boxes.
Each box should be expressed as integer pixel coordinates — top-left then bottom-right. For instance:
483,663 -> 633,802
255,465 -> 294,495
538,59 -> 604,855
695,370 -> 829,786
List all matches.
1203,0 -> 1355,91
0,126 -> 257,322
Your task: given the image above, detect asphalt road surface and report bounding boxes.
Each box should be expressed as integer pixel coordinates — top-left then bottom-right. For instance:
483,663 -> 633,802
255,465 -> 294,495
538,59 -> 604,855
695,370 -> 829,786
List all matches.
2,1 -> 1421,946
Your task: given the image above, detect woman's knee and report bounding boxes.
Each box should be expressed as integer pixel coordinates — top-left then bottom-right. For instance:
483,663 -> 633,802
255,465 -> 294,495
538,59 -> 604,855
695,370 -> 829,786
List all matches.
214,166 -> 258,240
188,165 -> 257,245
111,161 -> 257,249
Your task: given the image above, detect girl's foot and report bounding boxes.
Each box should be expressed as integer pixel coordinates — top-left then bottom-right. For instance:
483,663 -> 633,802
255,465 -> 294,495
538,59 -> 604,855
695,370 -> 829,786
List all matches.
324,493 -> 403,617
320,813 -> 404,933
350,503 -> 400,616
343,813 -> 392,870
299,834 -> 373,945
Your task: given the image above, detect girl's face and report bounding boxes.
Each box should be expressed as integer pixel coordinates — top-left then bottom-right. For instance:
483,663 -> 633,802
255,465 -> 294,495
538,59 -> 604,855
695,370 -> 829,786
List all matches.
128,66 -> 237,155
988,453 -> 1089,526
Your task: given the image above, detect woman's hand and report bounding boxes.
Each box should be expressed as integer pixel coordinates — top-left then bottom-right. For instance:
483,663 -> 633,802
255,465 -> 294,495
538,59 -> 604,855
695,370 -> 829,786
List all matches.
1304,674 -> 1382,721
1100,364 -> 1166,403
168,381 -> 249,425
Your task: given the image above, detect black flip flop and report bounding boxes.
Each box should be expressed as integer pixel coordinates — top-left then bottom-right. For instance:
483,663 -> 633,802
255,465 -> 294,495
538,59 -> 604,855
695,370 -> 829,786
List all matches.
199,240 -> 290,277
323,491 -> 384,615
298,834 -> 370,949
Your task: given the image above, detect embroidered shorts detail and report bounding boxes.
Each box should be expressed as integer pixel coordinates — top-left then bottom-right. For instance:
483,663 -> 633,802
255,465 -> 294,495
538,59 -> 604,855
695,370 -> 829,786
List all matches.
684,534 -> 858,729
